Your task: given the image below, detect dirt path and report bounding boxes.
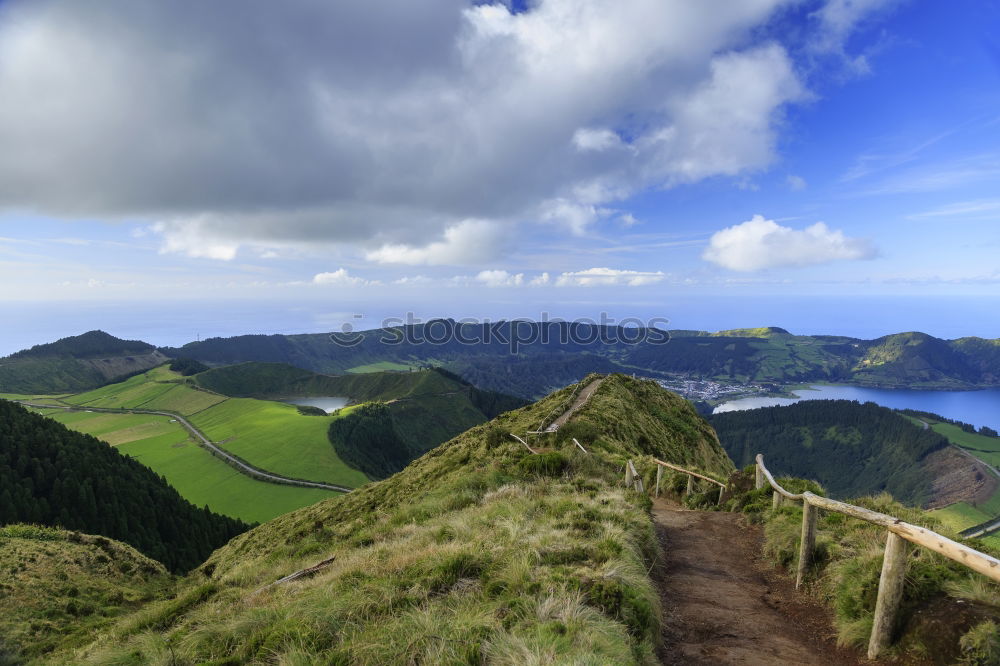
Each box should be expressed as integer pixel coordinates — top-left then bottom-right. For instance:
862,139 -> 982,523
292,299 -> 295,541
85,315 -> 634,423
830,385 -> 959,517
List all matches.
549,377 -> 604,430
652,499 -> 872,665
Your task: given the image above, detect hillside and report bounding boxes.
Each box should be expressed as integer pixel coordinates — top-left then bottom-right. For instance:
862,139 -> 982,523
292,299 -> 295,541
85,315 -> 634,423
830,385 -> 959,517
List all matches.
193,362 -> 525,417
194,362 -> 529,479
0,525 -> 173,663
159,321 -> 1000,398
0,330 -> 167,394
711,400 -> 959,507
0,399 -> 249,572
47,374 -> 733,664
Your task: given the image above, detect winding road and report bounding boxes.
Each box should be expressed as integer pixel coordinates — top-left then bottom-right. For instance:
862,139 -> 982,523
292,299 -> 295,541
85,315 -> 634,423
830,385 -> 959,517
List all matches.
18,401 -> 353,493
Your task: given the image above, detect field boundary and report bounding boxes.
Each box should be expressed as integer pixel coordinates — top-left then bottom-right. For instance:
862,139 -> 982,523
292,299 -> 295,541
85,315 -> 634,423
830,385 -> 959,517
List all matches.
18,401 -> 353,493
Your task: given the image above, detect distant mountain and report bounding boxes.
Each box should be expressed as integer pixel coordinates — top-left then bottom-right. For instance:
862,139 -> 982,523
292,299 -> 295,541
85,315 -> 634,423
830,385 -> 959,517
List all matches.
710,400 -> 989,508
0,400 -> 249,572
161,322 -> 1000,397
12,323 -> 1000,399
0,330 -> 167,394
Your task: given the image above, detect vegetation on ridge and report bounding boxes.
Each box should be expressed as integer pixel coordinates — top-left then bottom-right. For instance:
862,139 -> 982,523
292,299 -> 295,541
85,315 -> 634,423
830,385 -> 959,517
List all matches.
50,374 -> 731,665
724,467 -> 1000,662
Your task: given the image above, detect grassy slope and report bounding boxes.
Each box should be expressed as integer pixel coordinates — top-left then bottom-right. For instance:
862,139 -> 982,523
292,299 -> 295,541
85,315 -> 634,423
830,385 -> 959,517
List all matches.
724,470 -> 1000,661
37,410 -> 334,524
0,525 -> 172,663
61,365 -> 369,488
188,398 -> 369,486
194,362 -> 461,403
63,374 -> 733,665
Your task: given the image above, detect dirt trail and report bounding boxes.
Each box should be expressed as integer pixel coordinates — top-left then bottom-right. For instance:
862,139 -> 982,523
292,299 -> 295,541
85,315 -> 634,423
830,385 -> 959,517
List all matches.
549,377 -> 604,430
652,499 -> 872,666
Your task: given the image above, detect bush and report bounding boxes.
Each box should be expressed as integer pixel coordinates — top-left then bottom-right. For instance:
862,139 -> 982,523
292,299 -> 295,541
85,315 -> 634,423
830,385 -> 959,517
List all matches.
517,452 -> 568,477
960,621 -> 1000,665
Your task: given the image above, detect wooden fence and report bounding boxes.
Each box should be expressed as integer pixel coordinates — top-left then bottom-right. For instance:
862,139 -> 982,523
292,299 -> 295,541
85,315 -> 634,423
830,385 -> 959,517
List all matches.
756,453 -> 1000,659
623,457 -> 726,504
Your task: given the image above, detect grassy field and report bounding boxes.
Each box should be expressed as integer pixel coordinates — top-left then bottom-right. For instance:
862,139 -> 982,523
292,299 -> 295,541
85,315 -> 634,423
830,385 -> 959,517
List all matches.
189,398 -> 369,486
65,366 -> 227,415
39,409 -> 336,524
931,502 -> 992,532
61,365 -> 370,488
346,360 -> 420,373
931,422 -> 1000,467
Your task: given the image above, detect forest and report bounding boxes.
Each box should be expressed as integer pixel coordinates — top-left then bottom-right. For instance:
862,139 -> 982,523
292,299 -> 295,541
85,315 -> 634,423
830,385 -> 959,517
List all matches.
0,400 -> 249,572
710,400 -> 950,506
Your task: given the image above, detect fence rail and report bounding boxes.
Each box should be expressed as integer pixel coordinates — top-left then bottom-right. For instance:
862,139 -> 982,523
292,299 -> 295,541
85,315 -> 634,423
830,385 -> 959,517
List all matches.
756,453 -> 1000,659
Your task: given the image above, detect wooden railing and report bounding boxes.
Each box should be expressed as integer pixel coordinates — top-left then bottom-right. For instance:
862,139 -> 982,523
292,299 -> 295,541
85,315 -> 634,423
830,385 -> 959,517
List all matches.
756,453 -> 1000,659
623,457 -> 726,504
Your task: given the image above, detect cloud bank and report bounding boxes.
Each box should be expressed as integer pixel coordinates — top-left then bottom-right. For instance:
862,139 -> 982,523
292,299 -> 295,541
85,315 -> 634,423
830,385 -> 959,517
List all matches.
702,215 -> 876,271
0,0 -> 883,262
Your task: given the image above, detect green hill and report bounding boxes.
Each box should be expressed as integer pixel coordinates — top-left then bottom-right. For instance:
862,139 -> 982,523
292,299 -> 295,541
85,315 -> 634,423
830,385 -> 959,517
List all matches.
157,322 -> 1000,396
39,374 -> 732,665
0,400 -> 250,572
0,330 -> 167,394
0,524 -> 172,663
194,362 -> 530,479
711,400 -> 952,507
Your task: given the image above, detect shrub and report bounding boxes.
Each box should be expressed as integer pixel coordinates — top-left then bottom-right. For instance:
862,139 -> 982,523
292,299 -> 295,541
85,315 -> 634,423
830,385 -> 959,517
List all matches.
517,452 -> 568,477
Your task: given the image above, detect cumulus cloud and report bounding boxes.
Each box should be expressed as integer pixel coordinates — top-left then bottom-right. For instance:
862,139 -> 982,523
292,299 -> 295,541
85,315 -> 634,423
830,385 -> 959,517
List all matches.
475,270 -> 524,287
365,219 -> 509,265
313,268 -> 376,286
702,214 -> 876,271
0,0 -> 864,261
555,267 -> 666,287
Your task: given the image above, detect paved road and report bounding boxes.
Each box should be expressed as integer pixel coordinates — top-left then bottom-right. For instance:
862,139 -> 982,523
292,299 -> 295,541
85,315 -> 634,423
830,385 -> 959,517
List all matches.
19,401 -> 353,493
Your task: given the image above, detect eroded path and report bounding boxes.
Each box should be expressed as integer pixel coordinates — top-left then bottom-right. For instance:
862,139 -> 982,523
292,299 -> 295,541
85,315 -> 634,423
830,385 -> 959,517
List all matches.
548,377 -> 604,430
652,499 -> 870,666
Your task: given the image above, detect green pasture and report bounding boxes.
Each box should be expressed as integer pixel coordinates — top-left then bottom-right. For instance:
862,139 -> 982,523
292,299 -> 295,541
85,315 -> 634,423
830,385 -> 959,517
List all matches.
41,409 -> 335,523
346,361 -> 419,373
189,398 -> 369,487
932,422 -> 1000,467
67,367 -> 226,415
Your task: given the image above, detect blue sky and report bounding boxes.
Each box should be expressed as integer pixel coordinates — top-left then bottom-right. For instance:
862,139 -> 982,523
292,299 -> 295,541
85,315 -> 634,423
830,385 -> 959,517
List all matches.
0,0 -> 998,352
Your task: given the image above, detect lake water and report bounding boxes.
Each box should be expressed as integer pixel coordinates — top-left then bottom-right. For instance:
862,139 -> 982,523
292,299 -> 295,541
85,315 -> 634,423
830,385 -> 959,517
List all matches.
280,396 -> 349,414
715,385 -> 1000,432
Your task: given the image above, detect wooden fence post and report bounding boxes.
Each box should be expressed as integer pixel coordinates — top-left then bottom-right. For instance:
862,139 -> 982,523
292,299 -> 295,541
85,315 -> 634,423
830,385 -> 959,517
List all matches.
796,500 -> 817,589
868,531 -> 909,659
717,485 -> 724,505
772,491 -> 783,510
629,461 -> 644,493
625,461 -> 634,489
685,475 -> 694,497
655,465 -> 663,498
755,464 -> 765,490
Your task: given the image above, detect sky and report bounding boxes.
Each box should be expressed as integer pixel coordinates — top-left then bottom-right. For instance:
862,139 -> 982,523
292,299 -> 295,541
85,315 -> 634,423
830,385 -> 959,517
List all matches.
0,0 -> 998,353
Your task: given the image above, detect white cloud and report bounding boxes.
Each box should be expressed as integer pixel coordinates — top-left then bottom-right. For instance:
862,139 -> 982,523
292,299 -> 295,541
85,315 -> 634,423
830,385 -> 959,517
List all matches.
475,269 -> 524,287
529,272 -> 550,286
0,0 -> 860,260
786,175 -> 807,191
702,214 -> 876,271
572,128 -> 626,152
908,199 -> 1000,220
813,0 -> 898,53
313,268 -> 375,286
365,219 -> 509,266
153,220 -> 240,261
555,267 -> 666,287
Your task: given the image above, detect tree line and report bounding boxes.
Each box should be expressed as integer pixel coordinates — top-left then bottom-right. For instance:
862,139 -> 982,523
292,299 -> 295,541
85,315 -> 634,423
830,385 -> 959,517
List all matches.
0,400 -> 250,572
710,400 -> 950,507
